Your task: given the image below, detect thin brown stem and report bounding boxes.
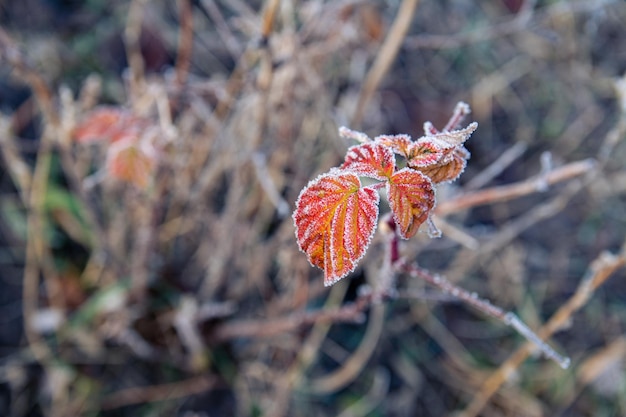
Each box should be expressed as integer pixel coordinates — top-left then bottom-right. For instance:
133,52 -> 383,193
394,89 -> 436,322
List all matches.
443,101 -> 472,132
352,0 -> 420,127
435,158 -> 596,216
210,292 -> 374,342
125,0 -> 148,96
261,0 -> 281,41
175,0 -> 194,86
100,375 -> 217,410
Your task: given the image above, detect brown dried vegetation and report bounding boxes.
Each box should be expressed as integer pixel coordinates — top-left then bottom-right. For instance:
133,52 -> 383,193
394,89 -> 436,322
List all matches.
0,1 -> 626,416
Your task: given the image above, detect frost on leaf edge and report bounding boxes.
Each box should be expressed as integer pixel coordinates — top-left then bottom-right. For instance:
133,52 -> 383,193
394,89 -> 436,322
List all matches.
292,170 -> 381,286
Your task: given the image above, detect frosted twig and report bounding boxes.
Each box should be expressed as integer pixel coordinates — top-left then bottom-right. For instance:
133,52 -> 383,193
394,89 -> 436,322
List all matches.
339,126 -> 372,143
459,247 -> 626,417
503,313 -> 570,369
252,152 -> 290,217
536,151 -> 553,192
397,260 -> 570,369
443,101 -> 471,132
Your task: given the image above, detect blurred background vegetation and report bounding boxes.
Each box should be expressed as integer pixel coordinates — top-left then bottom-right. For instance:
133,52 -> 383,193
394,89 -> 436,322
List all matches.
1,0 -> 626,416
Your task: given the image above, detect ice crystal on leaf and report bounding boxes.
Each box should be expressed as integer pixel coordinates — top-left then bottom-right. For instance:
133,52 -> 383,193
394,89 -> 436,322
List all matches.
293,104 -> 477,286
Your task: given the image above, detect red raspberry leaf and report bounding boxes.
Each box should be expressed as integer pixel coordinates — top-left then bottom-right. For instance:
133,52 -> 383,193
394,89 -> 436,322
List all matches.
386,168 -> 436,239
417,147 -> 469,184
375,134 -> 413,158
293,171 -> 380,286
404,138 -> 448,168
341,143 -> 395,180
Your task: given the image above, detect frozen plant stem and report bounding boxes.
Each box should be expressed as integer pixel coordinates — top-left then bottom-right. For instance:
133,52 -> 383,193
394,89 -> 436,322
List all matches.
397,260 -> 570,369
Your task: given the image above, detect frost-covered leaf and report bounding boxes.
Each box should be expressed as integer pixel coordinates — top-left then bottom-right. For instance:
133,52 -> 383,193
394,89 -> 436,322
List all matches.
341,143 -> 395,180
386,168 -> 436,239
404,139 -> 448,168
406,122 -> 476,184
427,122 -> 478,147
375,134 -> 413,157
293,172 -> 380,286
376,134 -> 450,168
106,137 -> 157,188
417,147 -> 469,183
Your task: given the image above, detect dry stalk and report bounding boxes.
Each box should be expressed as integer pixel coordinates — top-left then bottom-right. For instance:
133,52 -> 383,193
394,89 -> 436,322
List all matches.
124,0 -> 148,97
210,288 -> 372,343
307,303 -> 386,394
436,158 -> 596,216
175,0 -> 194,87
0,28 -> 64,370
0,117 -> 32,202
352,0 -> 420,127
100,375 -> 217,410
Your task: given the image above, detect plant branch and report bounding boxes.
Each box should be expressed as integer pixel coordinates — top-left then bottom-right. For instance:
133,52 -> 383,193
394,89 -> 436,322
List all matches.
210,292 -> 374,342
396,260 -> 571,369
125,0 -> 148,97
435,158 -> 596,216
458,245 -> 626,417
175,0 -> 194,86
100,375 -> 217,410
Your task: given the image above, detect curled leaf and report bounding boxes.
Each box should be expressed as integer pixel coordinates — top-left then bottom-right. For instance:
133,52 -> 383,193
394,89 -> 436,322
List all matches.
375,134 -> 413,157
407,122 -> 477,183
417,146 -> 469,183
293,172 -> 380,286
428,122 -> 478,147
341,142 -> 395,180
386,168 -> 436,239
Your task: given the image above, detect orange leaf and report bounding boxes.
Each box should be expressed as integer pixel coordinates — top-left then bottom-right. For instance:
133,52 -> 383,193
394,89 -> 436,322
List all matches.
386,168 -> 436,239
417,147 -> 469,183
106,137 -> 157,188
406,122 -> 477,183
74,107 -> 151,144
73,107 -> 127,143
293,172 -> 380,286
341,142 -> 395,180
375,134 -> 413,157
377,134 -> 447,168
